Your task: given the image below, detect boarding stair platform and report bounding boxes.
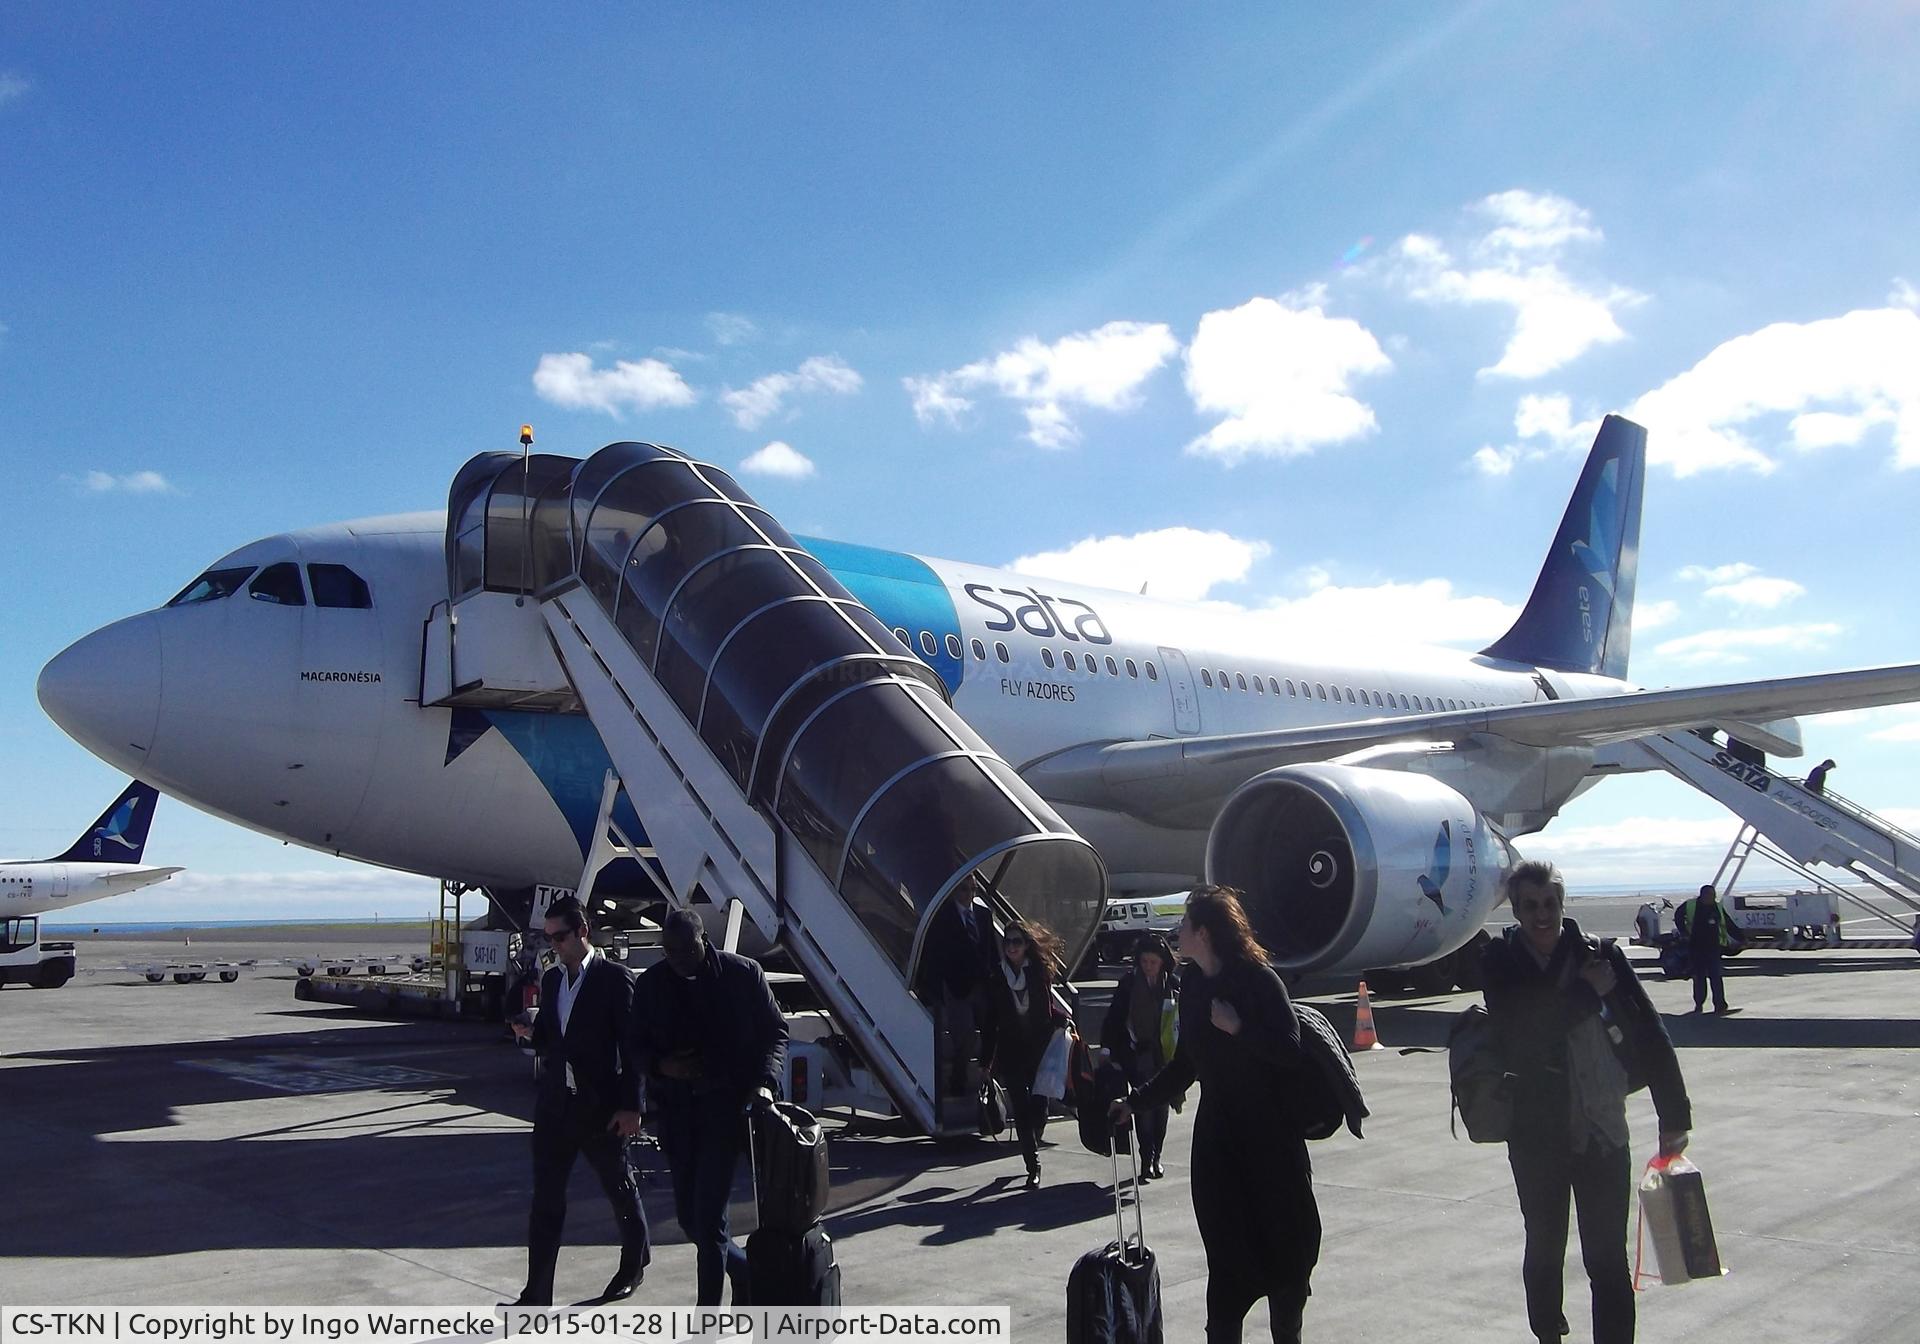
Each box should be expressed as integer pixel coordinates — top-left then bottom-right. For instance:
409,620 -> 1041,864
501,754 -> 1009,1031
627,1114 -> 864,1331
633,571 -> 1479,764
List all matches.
423,442 -> 1108,1134
1632,729 -> 1920,939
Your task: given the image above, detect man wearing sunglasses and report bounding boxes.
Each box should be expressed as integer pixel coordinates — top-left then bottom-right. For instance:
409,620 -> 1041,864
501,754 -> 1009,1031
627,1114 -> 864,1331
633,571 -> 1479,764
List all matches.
507,895 -> 649,1307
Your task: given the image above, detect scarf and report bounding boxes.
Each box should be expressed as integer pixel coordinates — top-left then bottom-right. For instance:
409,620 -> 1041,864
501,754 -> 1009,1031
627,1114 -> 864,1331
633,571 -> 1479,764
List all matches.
1001,958 -> 1030,1017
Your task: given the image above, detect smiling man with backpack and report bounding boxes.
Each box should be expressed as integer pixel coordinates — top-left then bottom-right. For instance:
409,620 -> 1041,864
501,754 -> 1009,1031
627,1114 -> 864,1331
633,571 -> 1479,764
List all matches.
1481,861 -> 1692,1344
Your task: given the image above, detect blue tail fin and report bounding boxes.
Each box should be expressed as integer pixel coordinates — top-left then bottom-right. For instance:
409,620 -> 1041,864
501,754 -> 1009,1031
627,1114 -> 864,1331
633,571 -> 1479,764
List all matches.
50,781 -> 160,864
1479,415 -> 1645,680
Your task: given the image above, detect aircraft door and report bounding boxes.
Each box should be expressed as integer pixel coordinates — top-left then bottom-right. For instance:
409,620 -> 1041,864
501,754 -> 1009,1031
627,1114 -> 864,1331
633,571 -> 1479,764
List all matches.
1158,646 -> 1202,735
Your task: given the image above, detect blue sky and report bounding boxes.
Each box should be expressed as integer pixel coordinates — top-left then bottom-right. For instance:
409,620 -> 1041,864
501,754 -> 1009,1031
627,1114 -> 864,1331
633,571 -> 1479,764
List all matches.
4,4 -> 1919,921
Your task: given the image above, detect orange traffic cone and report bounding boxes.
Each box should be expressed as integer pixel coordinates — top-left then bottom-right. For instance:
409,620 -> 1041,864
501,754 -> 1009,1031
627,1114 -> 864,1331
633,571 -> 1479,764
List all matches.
1351,980 -> 1383,1052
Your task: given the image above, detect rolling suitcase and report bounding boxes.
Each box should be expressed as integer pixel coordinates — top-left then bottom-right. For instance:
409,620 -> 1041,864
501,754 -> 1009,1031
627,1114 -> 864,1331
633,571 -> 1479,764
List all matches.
1066,1117 -> 1163,1344
744,1222 -> 843,1307
741,1099 -> 841,1307
752,1100 -> 830,1233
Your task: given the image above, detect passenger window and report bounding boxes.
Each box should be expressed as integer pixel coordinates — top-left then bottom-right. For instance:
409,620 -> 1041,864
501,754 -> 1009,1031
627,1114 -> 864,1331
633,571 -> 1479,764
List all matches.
1316,684 -> 1327,700
1217,669 -> 1229,688
971,638 -> 986,661
1042,648 -> 1055,669
892,627 -> 911,648
1105,656 -> 1118,676
1344,687 -> 1355,703
1145,662 -> 1158,681
166,566 -> 256,607
919,630 -> 937,657
249,562 -> 307,606
1236,673 -> 1248,691
1285,679 -> 1295,696
946,633 -> 963,661
308,563 -> 372,609
1269,678 -> 1281,695
1065,651 -> 1078,671
1201,669 -> 1213,688
1125,658 -> 1138,679
1254,677 -> 1265,694
995,642 -> 1010,663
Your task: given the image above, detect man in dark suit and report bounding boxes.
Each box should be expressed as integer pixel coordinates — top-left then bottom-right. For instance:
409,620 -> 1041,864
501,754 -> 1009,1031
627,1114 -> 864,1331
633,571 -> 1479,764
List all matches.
632,908 -> 787,1306
508,896 -> 650,1307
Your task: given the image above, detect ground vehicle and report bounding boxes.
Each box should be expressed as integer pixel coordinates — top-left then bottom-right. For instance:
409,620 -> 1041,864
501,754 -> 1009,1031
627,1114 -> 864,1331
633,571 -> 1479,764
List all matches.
0,916 -> 76,989
1093,895 -> 1184,967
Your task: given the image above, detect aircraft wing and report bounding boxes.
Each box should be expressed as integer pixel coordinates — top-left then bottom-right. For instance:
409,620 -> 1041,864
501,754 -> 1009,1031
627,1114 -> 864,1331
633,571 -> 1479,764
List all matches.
1021,662 -> 1920,826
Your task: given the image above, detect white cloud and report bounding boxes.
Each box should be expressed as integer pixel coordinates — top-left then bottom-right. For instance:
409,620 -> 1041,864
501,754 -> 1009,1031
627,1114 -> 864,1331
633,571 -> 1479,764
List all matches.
1388,191 -> 1642,380
1652,622 -> 1842,667
1890,278 -> 1918,311
1675,561 -> 1802,609
1631,599 -> 1681,636
739,440 -> 816,480
706,313 -> 760,346
0,73 -> 28,107
79,470 -> 174,494
1472,444 -> 1518,476
1235,576 -> 1517,649
1469,393 -> 1602,476
1183,296 -> 1390,462
1627,305 -> 1920,474
722,356 -> 862,429
907,320 -> 1179,450
532,352 -> 696,417
1524,815 -> 1743,884
1703,575 -> 1804,609
1012,528 -> 1271,603
1676,562 -> 1756,584
1869,720 -> 1920,743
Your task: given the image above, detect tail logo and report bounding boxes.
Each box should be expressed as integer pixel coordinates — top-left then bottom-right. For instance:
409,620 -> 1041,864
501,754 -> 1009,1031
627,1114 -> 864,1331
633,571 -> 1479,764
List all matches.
91,796 -> 144,855
1417,821 -> 1451,914
1568,458 -> 1621,597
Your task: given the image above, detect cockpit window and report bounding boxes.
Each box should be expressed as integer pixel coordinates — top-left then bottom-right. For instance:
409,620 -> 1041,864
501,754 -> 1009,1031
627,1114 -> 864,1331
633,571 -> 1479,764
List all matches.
249,562 -> 307,606
308,563 -> 372,609
166,566 -> 256,607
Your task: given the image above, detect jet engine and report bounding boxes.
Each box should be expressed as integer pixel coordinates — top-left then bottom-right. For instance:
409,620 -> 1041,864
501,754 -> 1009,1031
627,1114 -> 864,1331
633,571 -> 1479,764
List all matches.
1205,764 -> 1514,975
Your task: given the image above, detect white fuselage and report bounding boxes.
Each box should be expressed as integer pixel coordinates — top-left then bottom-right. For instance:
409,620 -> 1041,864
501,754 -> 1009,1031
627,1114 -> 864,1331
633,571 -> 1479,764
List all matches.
36,513 -> 1621,899
0,862 -> 181,918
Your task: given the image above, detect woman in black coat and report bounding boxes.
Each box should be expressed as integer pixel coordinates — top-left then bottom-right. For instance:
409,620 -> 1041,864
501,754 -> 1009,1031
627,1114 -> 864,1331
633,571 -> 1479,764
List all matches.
1099,933 -> 1180,1180
1484,860 -> 1692,1344
979,921 -> 1068,1189
1114,886 -> 1317,1344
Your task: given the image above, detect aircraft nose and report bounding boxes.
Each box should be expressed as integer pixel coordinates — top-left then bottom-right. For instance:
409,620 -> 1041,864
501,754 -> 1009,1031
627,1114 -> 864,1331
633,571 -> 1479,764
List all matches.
38,613 -> 162,774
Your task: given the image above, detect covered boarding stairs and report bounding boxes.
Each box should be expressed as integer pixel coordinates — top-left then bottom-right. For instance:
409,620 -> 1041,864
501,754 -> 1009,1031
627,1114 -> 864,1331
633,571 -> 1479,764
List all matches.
427,442 -> 1107,1135
1632,729 -> 1920,940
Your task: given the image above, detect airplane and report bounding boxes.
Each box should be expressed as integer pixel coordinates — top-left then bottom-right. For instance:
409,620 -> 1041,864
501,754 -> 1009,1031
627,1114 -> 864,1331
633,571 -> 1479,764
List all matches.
33,416 -> 1920,998
1,780 -> 183,917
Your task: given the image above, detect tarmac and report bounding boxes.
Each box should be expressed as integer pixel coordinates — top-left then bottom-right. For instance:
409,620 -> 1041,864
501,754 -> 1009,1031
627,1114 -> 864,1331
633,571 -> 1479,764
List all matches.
4,899 -> 1919,1342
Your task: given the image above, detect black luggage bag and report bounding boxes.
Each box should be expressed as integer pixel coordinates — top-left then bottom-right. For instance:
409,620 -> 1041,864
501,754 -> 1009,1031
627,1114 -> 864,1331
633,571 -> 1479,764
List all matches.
1066,1116 -> 1163,1344
752,1100 -> 830,1233
744,1223 -> 843,1307
1076,1058 -> 1133,1156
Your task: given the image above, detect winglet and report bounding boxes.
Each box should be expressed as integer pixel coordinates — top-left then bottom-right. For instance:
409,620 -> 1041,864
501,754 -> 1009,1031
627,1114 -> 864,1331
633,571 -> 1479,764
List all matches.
48,780 -> 161,864
1480,415 -> 1646,680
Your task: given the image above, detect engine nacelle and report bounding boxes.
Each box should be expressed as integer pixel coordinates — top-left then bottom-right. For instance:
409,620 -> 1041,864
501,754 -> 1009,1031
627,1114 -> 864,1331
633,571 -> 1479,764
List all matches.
1205,764 -> 1514,974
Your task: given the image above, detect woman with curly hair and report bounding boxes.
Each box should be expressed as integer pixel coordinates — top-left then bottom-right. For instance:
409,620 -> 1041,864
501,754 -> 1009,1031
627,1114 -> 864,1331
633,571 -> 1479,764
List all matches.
979,920 -> 1068,1189
1113,886 -> 1317,1343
